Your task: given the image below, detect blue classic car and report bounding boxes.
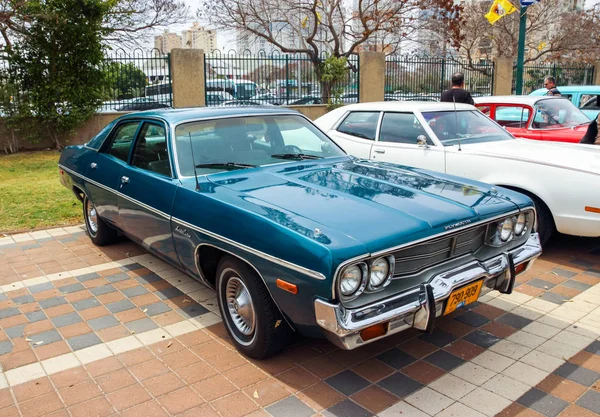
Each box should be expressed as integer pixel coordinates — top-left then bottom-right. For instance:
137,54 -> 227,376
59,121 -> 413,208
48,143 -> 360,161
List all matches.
530,85 -> 600,119
58,107 -> 542,358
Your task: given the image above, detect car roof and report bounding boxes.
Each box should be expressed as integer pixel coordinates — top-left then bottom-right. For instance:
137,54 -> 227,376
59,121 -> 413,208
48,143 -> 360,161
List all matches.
115,106 -> 299,124
530,85 -> 600,95
335,101 -> 475,112
473,95 -> 568,105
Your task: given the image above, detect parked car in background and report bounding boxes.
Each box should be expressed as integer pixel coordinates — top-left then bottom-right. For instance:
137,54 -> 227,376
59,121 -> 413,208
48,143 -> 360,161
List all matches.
249,93 -> 283,106
116,98 -> 171,112
473,96 -> 590,143
206,91 -> 235,106
285,96 -> 322,105
219,100 -> 274,107
530,85 -> 600,119
58,107 -> 541,358
314,101 -> 600,244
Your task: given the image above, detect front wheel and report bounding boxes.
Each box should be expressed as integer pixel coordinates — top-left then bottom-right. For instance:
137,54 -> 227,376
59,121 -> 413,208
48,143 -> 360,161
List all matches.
528,195 -> 555,246
83,196 -> 118,246
216,256 -> 291,359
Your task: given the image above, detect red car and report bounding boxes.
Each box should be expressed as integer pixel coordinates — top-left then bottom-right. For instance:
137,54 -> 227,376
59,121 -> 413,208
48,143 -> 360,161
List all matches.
474,96 -> 591,143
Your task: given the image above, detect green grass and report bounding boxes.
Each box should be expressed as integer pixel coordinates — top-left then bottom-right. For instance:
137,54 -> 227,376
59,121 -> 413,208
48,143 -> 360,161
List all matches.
0,150 -> 82,233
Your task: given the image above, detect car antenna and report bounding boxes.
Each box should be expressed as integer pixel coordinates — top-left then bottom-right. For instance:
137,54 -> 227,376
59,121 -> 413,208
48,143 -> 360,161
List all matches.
188,132 -> 200,191
453,96 -> 462,151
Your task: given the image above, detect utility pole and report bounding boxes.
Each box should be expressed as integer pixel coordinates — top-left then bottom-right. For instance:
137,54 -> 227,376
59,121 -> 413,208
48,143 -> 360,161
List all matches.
514,5 -> 528,94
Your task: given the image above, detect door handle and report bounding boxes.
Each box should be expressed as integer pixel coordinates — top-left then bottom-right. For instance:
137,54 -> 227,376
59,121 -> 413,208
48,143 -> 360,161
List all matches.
121,176 -> 129,184
374,149 -> 385,154
90,162 -> 97,169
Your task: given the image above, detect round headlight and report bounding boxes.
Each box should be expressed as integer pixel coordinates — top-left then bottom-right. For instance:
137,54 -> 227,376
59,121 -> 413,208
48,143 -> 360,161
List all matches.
500,217 -> 514,241
514,213 -> 527,236
340,265 -> 363,296
369,257 -> 390,288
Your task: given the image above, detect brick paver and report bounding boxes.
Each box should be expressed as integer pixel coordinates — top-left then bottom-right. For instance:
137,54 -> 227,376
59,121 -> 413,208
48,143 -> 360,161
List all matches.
0,226 -> 599,416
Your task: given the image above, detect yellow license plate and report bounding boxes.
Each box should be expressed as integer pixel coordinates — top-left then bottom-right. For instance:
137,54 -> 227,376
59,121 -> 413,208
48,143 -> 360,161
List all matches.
444,280 -> 484,315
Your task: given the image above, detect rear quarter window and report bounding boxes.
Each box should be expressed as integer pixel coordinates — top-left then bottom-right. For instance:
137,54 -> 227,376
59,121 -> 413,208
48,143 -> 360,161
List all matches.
86,121 -> 117,150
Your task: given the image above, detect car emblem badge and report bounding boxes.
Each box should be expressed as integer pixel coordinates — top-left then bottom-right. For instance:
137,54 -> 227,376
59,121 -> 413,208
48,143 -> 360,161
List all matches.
314,228 -> 322,237
175,226 -> 192,239
444,220 -> 471,231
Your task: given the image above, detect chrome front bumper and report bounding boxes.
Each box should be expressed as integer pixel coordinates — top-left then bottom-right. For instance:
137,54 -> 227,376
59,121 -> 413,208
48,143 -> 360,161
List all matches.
314,233 -> 542,350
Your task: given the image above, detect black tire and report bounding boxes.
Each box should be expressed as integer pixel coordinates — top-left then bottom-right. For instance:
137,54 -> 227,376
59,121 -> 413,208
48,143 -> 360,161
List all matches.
216,255 -> 291,359
529,194 -> 555,246
83,195 -> 118,246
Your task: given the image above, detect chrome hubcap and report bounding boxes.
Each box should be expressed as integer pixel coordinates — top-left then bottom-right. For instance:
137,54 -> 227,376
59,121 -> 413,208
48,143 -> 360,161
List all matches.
86,200 -> 98,233
225,277 -> 255,336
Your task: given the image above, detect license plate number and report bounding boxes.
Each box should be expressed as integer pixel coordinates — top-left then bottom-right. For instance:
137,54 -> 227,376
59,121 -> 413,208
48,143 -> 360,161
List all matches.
443,280 -> 483,315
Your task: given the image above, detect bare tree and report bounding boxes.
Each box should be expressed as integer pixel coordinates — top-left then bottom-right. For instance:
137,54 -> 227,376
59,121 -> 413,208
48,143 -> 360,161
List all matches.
454,0 -> 600,67
0,0 -> 190,51
199,0 -> 460,98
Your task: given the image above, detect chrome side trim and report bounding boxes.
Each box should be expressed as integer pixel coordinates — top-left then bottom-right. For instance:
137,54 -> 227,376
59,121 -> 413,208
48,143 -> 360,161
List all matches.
60,163 -> 327,281
194,243 -> 294,331
59,164 -> 171,220
172,217 -> 327,281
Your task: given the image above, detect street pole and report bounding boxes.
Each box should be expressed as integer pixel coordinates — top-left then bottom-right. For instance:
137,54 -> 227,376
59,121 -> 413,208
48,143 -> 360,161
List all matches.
515,5 -> 527,95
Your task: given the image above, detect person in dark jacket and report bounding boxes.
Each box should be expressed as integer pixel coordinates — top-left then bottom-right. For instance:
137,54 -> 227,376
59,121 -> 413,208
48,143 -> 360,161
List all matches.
544,76 -> 561,96
580,115 -> 600,145
441,72 -> 475,105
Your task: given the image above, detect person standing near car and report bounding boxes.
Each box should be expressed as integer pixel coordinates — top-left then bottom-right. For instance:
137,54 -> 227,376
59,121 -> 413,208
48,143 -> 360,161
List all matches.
441,72 -> 475,105
544,76 -> 561,96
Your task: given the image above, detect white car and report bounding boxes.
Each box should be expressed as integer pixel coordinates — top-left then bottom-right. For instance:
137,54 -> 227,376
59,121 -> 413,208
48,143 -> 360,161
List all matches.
314,101 -> 600,244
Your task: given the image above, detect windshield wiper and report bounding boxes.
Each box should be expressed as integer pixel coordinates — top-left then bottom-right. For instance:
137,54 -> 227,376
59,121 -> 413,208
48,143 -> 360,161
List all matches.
270,153 -> 322,160
195,162 -> 256,170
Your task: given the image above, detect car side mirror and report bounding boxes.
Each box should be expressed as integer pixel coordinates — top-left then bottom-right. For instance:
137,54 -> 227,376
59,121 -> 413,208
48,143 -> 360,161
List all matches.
417,135 -> 429,148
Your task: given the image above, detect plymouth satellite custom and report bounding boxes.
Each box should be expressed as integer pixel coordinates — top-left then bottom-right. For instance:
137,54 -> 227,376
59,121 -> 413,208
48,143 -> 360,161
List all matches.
58,107 -> 542,358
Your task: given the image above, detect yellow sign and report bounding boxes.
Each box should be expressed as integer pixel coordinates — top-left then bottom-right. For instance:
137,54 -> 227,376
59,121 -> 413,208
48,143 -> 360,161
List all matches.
444,280 -> 484,315
485,0 -> 517,24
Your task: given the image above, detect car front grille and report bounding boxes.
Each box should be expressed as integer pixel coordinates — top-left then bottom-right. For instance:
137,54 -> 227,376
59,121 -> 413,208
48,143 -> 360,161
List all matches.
392,224 -> 488,277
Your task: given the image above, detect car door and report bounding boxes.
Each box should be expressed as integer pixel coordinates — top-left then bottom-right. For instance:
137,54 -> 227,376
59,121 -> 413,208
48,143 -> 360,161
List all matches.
369,112 -> 445,173
117,121 -> 179,264
326,111 -> 380,159
493,105 -> 541,140
85,120 -> 141,228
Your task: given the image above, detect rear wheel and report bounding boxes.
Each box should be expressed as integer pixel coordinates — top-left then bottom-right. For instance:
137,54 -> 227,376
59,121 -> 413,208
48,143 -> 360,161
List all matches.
216,256 -> 291,359
83,196 -> 118,246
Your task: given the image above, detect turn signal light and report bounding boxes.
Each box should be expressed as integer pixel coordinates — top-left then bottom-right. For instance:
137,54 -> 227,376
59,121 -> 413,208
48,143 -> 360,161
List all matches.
515,262 -> 527,275
585,206 -> 600,214
276,279 -> 298,294
360,323 -> 388,341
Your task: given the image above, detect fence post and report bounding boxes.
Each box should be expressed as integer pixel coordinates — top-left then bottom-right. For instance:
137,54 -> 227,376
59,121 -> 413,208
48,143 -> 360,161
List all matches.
440,58 -> 446,96
358,51 -> 385,103
594,62 -> 600,86
492,58 -> 513,96
170,48 -> 206,108
285,54 -> 290,102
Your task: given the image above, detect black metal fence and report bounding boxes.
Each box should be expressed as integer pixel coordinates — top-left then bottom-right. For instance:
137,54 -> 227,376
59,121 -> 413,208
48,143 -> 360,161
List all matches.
99,49 -> 171,112
512,63 -> 595,95
385,57 -> 495,101
204,50 -> 359,106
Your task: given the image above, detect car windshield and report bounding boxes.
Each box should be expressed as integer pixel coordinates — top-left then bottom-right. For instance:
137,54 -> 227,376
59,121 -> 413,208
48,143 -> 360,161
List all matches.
421,110 -> 514,146
174,115 -> 346,176
532,98 -> 590,128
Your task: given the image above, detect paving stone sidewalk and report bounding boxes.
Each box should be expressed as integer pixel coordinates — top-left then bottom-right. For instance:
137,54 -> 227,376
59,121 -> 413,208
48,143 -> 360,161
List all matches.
1,227 -> 600,417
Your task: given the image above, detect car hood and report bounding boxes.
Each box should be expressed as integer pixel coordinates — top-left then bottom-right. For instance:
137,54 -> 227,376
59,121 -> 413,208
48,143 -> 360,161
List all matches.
206,157 -> 520,253
457,139 -> 600,176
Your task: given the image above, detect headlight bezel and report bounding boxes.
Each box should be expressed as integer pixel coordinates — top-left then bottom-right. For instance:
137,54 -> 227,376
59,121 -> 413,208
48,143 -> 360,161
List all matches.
487,209 -> 534,247
366,255 -> 395,292
338,262 -> 368,300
